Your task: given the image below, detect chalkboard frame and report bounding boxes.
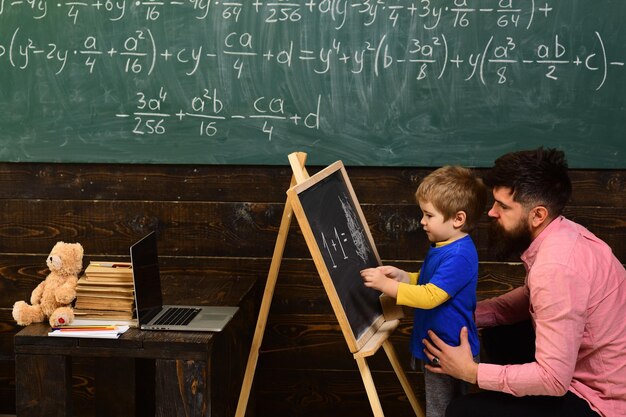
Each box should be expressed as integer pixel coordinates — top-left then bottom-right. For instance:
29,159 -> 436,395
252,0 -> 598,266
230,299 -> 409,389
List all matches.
287,160 -> 394,353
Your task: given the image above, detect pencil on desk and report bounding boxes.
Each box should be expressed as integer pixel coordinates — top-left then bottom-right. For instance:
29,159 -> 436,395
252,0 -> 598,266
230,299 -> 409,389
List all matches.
51,326 -> 117,331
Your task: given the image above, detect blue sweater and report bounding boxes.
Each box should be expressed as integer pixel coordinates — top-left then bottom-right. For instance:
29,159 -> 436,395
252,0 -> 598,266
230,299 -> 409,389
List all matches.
411,235 -> 480,360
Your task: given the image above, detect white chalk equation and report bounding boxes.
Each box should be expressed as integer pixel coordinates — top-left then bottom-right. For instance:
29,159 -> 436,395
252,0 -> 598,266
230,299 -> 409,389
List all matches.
1,0 -> 553,29
114,87 -> 321,140
1,25 -> 624,89
322,227 -> 349,268
321,193 -> 372,269
0,0 -> 624,156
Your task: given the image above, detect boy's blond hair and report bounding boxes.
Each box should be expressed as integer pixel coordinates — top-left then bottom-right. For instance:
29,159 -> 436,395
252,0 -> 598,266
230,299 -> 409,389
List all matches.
415,166 -> 487,233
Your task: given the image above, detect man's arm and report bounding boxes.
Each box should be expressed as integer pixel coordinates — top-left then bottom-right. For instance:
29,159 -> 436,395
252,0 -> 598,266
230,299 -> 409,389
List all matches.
475,285 -> 530,328
425,263 -> 586,397
476,262 -> 585,396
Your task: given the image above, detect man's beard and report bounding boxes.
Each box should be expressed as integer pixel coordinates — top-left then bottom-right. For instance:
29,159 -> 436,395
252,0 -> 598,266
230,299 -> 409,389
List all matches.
488,217 -> 533,261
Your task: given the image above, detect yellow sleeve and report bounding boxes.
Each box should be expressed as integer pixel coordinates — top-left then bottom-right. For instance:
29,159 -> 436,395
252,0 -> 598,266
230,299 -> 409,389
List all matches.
396,282 -> 450,309
407,272 -> 419,285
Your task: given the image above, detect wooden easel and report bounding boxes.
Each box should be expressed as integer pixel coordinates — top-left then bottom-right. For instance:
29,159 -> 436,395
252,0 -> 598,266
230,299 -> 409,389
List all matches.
235,152 -> 424,417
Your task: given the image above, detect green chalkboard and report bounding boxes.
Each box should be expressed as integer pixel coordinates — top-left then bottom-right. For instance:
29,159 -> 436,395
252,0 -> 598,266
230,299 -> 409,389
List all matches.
1,1 -> 624,167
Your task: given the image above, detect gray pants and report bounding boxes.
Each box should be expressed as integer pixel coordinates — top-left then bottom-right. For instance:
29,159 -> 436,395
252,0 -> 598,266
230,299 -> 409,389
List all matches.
414,355 -> 480,417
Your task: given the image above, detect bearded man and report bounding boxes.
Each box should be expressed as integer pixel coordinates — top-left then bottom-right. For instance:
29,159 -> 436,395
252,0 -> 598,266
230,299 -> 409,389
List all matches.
422,148 -> 626,417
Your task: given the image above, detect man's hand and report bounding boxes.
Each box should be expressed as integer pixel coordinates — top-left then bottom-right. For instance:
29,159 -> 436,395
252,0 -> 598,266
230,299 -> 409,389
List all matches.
423,327 -> 479,384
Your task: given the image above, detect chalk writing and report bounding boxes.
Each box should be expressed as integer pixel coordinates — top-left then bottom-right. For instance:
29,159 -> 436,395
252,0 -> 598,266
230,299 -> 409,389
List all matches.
318,192 -> 373,268
296,164 -> 384,344
340,193 -> 371,264
322,227 -> 349,269
0,0 -> 624,166
2,25 -> 624,93
1,0 -> 559,29
114,88 -> 321,140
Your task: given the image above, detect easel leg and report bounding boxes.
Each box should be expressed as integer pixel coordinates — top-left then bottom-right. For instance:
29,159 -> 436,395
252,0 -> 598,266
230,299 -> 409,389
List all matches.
382,339 -> 425,417
355,356 -> 385,417
236,152 -> 308,417
235,201 -> 292,417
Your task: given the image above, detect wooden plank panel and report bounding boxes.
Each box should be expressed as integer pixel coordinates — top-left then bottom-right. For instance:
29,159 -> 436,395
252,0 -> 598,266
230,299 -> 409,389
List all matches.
257,261 -> 525,373
0,359 -> 15,415
0,163 -> 623,417
0,310 -> 18,415
365,205 -> 626,263
210,290 -> 256,417
0,163 -> 294,203
155,359 -> 207,417
351,168 -> 626,207
0,200 -> 623,262
0,200 -> 292,256
15,354 -> 72,417
254,368 -> 424,417
259,314 -> 414,371
268,260 -> 526,315
0,255 -> 267,308
0,258 -> 524,411
0,258 -> 48,309
0,163 -> 622,207
0,256 -> 536,348
95,358 -> 136,417
0,309 -> 20,359
71,358 -> 97,417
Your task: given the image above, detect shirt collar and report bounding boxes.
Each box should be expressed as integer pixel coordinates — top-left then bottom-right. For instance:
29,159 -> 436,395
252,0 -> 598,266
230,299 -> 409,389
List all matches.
433,234 -> 468,248
520,215 -> 564,268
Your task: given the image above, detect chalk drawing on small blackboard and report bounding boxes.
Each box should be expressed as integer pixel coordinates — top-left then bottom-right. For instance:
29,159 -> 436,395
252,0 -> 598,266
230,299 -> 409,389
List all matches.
339,193 -> 371,265
288,159 -> 399,353
322,227 -> 349,269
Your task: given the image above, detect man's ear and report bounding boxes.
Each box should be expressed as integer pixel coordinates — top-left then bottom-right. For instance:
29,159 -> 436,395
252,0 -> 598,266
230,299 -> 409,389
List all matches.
530,206 -> 549,228
453,211 -> 467,229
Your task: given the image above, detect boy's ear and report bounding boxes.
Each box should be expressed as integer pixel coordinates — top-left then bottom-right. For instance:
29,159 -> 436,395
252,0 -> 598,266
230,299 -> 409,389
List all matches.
453,211 -> 467,228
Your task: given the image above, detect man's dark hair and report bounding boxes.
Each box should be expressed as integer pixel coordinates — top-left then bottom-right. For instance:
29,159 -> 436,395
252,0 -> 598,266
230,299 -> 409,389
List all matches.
483,147 -> 572,216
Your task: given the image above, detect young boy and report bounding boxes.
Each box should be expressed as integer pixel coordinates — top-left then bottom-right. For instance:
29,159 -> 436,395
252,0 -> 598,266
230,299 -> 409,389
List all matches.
360,165 -> 487,417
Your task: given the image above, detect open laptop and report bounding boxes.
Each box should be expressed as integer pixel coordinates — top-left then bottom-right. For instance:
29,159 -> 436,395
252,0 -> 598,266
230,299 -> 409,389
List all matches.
130,231 -> 238,332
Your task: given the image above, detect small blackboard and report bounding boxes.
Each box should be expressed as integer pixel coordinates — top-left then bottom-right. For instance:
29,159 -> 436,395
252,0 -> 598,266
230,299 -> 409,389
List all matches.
287,160 -> 390,352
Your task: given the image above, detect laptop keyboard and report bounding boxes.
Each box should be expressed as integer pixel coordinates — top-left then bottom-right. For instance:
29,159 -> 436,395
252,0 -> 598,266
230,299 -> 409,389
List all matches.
154,307 -> 201,326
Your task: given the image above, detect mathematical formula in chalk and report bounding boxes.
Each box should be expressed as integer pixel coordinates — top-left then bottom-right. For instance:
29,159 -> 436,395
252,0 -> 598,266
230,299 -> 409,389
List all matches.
321,193 -> 372,268
0,0 -> 623,165
1,0 -> 555,28
2,27 -> 624,90
114,88 -> 321,140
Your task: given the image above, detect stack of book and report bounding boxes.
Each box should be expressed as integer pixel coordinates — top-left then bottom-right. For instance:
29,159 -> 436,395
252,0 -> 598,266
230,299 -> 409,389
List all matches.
74,262 -> 135,321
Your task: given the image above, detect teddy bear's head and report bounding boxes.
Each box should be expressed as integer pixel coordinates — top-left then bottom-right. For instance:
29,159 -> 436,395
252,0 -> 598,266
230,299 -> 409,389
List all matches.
46,241 -> 84,276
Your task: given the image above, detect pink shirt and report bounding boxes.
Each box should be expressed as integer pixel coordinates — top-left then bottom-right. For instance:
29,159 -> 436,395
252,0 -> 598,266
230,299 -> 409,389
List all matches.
475,216 -> 626,417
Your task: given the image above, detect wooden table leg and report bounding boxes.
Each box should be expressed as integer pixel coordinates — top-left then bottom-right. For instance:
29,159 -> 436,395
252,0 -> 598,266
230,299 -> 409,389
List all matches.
15,353 -> 72,417
155,359 -> 208,417
95,357 -> 137,417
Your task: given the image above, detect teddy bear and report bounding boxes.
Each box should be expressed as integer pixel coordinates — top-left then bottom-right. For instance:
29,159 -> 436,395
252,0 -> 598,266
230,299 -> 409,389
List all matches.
12,241 -> 84,327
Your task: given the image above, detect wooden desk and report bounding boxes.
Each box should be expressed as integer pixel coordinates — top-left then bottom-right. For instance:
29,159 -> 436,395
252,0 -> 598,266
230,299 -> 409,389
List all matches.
14,276 -> 258,417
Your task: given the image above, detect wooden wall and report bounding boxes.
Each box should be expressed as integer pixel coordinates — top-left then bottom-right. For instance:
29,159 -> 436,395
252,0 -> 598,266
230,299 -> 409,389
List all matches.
0,163 -> 623,417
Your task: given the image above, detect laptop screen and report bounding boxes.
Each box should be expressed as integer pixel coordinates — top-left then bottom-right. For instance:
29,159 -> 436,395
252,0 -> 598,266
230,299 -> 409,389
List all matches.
130,232 -> 164,324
